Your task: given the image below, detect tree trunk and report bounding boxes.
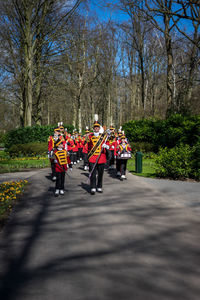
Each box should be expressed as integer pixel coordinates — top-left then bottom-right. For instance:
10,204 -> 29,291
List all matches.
140,54 -> 145,112
72,97 -> 77,128
184,29 -> 199,108
164,14 -> 174,115
23,5 -> 34,127
47,100 -> 50,125
107,92 -> 111,127
77,97 -> 82,132
24,45 -> 33,126
34,56 -> 42,125
144,78 -> 149,115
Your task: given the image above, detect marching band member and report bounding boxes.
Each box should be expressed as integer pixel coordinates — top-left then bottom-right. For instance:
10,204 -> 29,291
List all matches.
72,129 -> 78,164
54,139 -> 72,196
65,131 -> 74,164
116,128 -> 122,177
48,127 -> 60,181
106,125 -> 117,169
116,134 -> 132,180
82,127 -> 90,170
78,132 -> 83,162
87,116 -> 109,195
58,122 -> 65,136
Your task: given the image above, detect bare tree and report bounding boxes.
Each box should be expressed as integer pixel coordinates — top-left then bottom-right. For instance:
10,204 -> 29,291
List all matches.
0,0 -> 83,126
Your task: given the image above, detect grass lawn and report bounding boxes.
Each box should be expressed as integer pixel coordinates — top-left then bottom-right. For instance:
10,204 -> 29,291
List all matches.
127,157 -> 157,178
0,153 -> 50,173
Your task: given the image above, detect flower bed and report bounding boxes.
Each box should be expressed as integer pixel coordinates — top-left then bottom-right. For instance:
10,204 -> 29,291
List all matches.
0,155 -> 50,173
0,180 -> 28,227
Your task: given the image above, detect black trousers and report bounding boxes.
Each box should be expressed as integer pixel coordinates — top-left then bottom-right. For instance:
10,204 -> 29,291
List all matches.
69,150 -> 73,163
82,152 -> 89,167
50,160 -> 56,177
116,159 -> 121,172
73,152 -> 77,163
120,159 -> 128,175
78,148 -> 83,160
107,150 -> 115,167
55,172 -> 65,189
89,162 -> 105,189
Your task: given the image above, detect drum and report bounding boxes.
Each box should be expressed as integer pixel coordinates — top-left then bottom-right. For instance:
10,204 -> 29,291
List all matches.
118,152 -> 132,159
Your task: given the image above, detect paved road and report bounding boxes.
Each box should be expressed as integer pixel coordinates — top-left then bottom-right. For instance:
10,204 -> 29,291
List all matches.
0,166 -> 200,300
0,169 -> 42,184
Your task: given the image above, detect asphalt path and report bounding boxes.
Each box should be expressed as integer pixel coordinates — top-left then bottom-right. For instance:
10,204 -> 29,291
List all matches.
0,165 -> 200,300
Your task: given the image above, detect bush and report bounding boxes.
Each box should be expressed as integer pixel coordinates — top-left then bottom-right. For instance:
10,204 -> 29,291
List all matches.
155,144 -> 192,179
130,141 -> 155,153
164,114 -> 200,148
190,142 -> 200,180
4,124 -> 74,149
0,132 -> 6,146
123,114 -> 200,152
8,142 -> 47,157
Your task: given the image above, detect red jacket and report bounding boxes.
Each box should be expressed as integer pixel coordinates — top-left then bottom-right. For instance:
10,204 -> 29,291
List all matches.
65,137 -> 74,151
106,136 -> 117,151
48,136 -> 54,152
82,137 -> 88,154
72,138 -> 79,152
54,149 -> 71,172
78,136 -> 83,148
87,133 -> 107,164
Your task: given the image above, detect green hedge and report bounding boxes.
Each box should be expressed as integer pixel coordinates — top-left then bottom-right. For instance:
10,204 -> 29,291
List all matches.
0,132 -> 6,146
155,143 -> 200,180
130,141 -> 155,153
8,142 -> 47,157
123,114 -> 200,152
190,142 -> 200,180
4,124 -> 74,149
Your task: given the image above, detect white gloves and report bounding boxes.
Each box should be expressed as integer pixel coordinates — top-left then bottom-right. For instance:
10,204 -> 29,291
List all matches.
102,143 -> 109,149
48,150 -> 54,158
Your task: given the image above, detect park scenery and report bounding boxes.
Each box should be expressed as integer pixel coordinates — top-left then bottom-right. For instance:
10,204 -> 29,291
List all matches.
0,114 -> 200,224
0,1 -> 200,300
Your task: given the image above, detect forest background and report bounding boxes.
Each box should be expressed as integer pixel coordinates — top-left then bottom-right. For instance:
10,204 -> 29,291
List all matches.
0,0 -> 199,133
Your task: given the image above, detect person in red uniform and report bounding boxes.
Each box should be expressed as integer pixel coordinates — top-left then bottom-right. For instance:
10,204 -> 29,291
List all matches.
106,125 -> 117,170
58,122 -> 65,136
48,127 -> 60,181
54,139 -> 72,196
64,130 -> 74,163
78,133 -> 83,162
82,128 -> 90,170
87,120 -> 109,195
72,130 -> 79,164
116,135 -> 132,180
116,129 -> 123,177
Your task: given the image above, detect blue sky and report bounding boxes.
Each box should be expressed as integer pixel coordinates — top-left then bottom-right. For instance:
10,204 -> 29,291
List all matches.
81,0 -> 196,35
86,0 -> 128,23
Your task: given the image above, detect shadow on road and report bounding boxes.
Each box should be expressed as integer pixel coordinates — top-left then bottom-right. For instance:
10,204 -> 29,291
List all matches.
0,168 -> 200,300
